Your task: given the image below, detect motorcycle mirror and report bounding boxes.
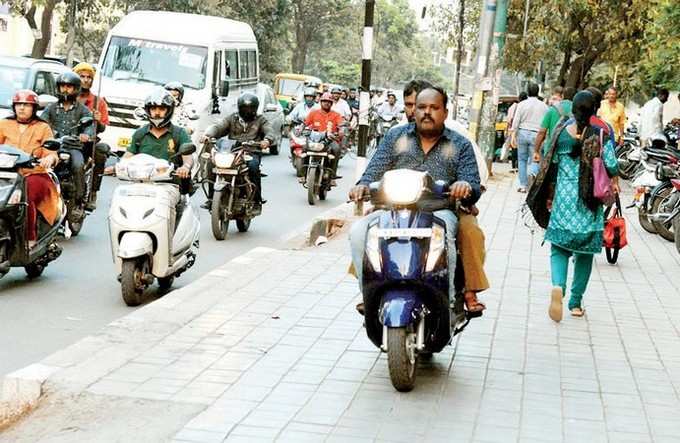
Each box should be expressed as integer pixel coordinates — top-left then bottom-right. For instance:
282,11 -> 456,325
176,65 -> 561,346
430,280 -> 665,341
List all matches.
42,139 -> 61,151
176,142 -> 196,156
37,94 -> 58,110
78,116 -> 94,127
133,107 -> 147,121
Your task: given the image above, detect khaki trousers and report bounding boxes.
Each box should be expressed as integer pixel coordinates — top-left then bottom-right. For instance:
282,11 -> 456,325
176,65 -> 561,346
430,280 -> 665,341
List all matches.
457,212 -> 490,293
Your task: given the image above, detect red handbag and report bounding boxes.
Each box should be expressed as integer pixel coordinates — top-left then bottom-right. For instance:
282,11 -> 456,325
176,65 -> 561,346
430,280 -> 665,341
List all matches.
603,193 -> 627,264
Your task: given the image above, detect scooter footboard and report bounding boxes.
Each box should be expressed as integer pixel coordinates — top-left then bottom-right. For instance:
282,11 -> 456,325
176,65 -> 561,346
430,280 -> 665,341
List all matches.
380,288 -> 424,327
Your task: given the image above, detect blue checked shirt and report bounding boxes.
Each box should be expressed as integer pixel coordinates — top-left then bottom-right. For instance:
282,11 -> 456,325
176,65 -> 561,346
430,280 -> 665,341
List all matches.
359,123 -> 482,205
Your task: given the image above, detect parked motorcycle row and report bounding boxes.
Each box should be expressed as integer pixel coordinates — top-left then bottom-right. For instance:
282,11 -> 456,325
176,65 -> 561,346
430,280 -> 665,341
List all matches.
622,122 -> 680,254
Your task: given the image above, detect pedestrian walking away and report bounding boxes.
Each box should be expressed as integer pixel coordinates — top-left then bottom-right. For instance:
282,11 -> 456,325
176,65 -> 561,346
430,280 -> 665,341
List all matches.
511,83 -> 548,192
531,91 -> 620,321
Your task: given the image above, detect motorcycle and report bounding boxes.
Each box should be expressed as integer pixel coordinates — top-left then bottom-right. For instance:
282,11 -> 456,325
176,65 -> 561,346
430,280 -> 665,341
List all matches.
109,143 -> 200,306
202,138 -> 265,240
375,112 -> 402,146
648,163 -> 680,242
359,169 -> 479,392
300,130 -> 336,206
0,143 -> 65,279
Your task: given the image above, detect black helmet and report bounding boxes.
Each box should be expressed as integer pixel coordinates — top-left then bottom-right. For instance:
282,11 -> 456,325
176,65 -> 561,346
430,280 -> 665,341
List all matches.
164,81 -> 184,104
56,71 -> 81,103
237,92 -> 259,122
144,87 -> 175,128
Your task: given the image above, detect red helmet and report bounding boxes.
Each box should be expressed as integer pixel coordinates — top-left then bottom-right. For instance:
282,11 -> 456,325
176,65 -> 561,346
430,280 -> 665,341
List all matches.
12,89 -> 39,106
320,92 -> 333,103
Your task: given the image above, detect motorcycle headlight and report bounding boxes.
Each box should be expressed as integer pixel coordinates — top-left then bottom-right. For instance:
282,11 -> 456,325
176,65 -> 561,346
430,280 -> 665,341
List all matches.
382,169 -> 426,205
425,223 -> 446,272
307,142 -> 325,152
214,152 -> 235,168
366,224 -> 381,272
0,153 -> 18,169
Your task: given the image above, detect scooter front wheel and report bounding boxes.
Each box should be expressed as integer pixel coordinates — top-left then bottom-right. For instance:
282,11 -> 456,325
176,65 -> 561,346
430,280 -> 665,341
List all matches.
24,263 -> 44,279
387,327 -> 418,392
211,190 -> 230,240
121,258 -> 143,306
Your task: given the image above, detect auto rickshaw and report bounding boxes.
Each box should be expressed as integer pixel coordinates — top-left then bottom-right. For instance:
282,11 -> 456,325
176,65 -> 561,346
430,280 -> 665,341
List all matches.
273,73 -> 323,112
494,95 -> 518,159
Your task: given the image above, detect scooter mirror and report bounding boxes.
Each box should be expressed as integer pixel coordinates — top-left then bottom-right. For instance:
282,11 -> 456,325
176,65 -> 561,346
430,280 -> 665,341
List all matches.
133,107 -> 147,121
42,139 -> 61,151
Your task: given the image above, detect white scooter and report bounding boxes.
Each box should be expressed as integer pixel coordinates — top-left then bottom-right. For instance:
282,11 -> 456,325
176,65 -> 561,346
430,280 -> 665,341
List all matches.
108,144 -> 200,306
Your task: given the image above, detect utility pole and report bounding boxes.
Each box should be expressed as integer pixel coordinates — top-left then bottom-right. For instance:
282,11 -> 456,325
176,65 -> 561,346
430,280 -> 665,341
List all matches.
477,0 -> 509,174
65,0 -> 77,67
355,0 -> 375,215
467,0 -> 497,143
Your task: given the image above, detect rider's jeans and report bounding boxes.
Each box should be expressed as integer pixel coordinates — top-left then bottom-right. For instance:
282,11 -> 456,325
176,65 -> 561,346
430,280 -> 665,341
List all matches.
69,148 -> 86,203
349,209 -> 459,298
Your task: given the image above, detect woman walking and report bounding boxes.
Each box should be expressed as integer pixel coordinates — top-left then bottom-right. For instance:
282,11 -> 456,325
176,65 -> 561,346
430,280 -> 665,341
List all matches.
536,91 -> 619,321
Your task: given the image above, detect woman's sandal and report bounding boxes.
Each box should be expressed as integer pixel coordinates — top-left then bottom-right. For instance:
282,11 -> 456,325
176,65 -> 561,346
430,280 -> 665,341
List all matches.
570,307 -> 585,317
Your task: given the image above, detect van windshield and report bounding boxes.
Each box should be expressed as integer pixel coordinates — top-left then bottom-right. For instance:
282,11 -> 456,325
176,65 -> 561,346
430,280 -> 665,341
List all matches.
0,66 -> 28,108
278,79 -> 304,96
101,36 -> 208,89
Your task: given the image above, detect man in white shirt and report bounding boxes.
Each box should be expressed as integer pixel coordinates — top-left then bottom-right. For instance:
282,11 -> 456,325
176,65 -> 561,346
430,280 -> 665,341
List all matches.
511,83 -> 548,192
288,87 -> 318,124
377,91 -> 404,121
330,86 -> 352,122
639,88 -> 669,147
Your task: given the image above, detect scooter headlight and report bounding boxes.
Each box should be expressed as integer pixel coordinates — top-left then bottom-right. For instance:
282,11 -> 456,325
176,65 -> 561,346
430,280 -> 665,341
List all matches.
366,224 -> 381,272
127,163 -> 156,180
214,152 -> 235,168
382,169 -> 426,205
425,223 -> 446,272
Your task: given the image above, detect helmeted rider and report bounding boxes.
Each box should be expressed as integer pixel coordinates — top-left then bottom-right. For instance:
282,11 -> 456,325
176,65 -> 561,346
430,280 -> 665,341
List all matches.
304,92 -> 343,185
41,71 -> 94,216
377,90 -> 404,121
164,81 -> 195,135
125,88 -> 193,193
0,90 -> 61,249
288,87 -> 318,124
330,86 -> 352,122
201,92 -> 275,212
73,62 -> 111,211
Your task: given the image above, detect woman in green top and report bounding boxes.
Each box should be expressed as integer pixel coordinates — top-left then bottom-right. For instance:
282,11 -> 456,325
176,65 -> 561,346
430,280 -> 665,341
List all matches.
543,91 -> 619,321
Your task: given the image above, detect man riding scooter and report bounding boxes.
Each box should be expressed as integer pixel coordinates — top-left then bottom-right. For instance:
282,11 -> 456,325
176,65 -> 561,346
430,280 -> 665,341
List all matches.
288,87 -> 318,124
200,92 -> 275,212
125,88 -> 193,183
41,71 -> 94,219
349,85 -> 486,314
73,62 -> 110,211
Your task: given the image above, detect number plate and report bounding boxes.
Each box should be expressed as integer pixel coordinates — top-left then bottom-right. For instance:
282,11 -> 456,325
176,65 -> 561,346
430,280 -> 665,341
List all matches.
215,168 -> 238,175
117,137 -> 131,148
376,228 -> 432,238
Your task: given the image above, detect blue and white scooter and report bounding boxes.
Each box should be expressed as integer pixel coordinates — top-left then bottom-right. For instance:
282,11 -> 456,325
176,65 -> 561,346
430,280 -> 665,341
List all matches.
360,169 -> 480,391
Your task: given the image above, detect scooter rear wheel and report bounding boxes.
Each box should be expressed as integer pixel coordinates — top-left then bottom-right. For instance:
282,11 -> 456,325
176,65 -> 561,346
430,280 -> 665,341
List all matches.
121,259 -> 143,307
638,207 -> 657,234
387,327 -> 417,392
650,187 -> 675,241
211,190 -> 229,240
24,263 -> 44,279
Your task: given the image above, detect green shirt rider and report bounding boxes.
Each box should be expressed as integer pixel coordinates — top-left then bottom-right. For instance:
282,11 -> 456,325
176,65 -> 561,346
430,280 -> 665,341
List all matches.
126,88 -> 193,186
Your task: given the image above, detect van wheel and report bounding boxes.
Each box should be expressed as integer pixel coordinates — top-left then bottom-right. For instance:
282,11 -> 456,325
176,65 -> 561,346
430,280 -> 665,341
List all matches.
121,258 -> 143,306
25,263 -> 44,279
387,327 -> 418,392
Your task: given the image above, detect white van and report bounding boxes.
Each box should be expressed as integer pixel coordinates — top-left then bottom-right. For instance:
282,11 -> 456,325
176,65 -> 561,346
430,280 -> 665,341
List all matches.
95,11 -> 259,151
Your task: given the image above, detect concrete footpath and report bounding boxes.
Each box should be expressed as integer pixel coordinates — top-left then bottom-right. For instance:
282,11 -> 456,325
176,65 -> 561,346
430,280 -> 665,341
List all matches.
2,165 -> 680,443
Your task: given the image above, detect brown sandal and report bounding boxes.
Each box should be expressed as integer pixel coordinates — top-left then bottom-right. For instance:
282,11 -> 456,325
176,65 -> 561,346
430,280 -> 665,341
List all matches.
464,293 -> 486,313
570,307 -> 585,317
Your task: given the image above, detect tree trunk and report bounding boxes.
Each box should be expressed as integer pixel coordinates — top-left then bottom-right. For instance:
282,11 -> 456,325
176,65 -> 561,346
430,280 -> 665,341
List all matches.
29,0 -> 59,58
556,44 -> 571,87
564,51 -> 599,89
451,0 -> 465,120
